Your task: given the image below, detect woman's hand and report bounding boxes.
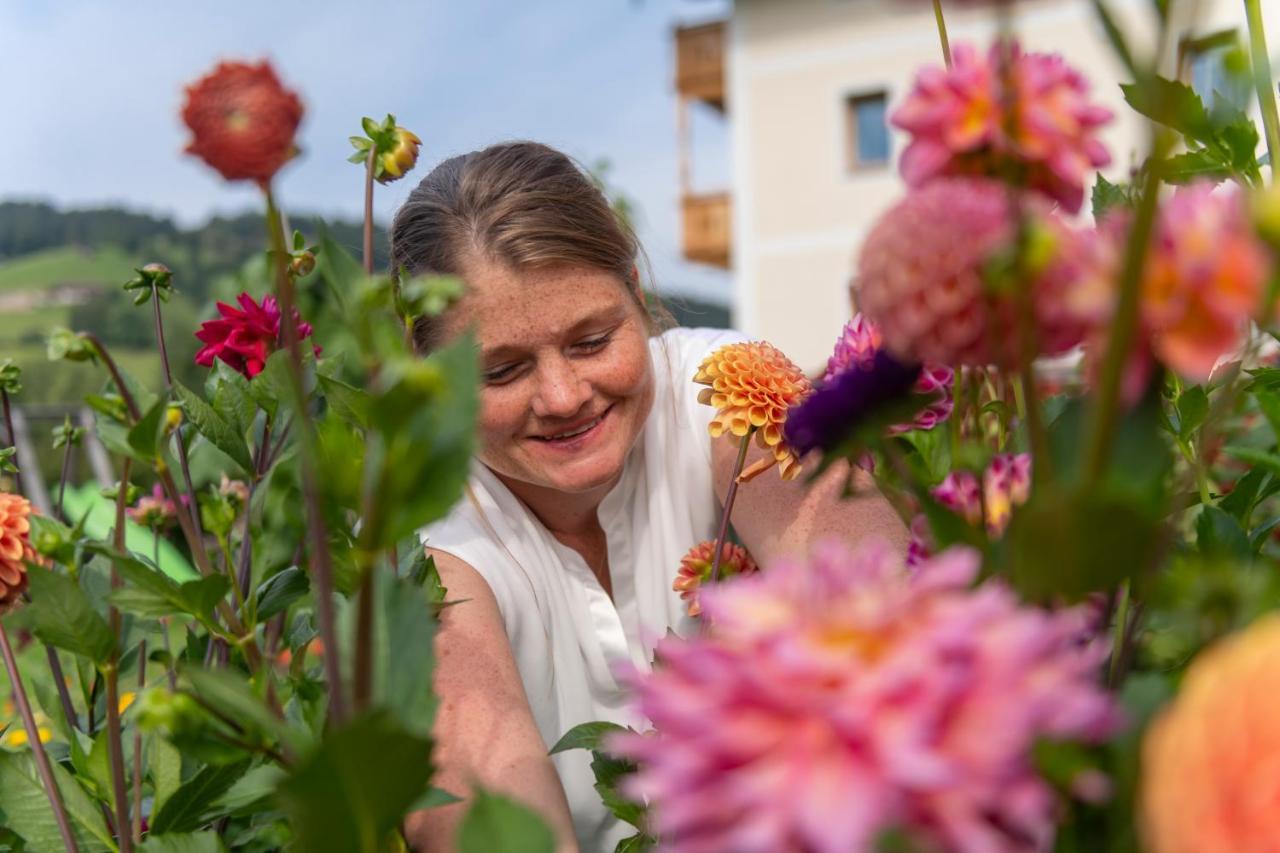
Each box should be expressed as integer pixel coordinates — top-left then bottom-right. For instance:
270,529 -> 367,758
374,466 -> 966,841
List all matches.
403,550 -> 579,853
712,437 -> 908,565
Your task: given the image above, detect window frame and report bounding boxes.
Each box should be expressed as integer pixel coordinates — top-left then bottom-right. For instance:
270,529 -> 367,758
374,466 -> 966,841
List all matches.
843,90 -> 892,173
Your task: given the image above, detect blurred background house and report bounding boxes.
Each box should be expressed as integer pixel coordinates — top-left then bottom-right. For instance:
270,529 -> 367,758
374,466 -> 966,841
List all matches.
674,0 -> 1280,368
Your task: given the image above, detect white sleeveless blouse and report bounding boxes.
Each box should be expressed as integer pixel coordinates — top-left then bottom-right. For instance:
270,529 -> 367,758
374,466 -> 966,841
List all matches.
419,326 -> 746,851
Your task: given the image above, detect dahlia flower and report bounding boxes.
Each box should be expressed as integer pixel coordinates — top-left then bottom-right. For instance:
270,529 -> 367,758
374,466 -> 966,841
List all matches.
857,178 -> 1092,367
893,40 -> 1112,213
1142,183 -> 1271,381
909,454 -> 1032,563
127,483 -> 190,531
0,493 -> 38,610
194,292 -> 318,379
1142,615 -> 1280,852
672,540 -> 759,618
181,60 -> 304,185
694,341 -> 812,481
823,315 -> 954,434
378,127 -> 423,184
611,539 -> 1117,852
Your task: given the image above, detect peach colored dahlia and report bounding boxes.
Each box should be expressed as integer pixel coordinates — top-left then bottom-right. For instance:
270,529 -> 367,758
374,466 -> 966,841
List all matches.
1142,615 -> 1280,853
857,178 -> 1091,367
0,493 -> 38,610
611,539 -> 1117,852
672,540 -> 758,618
182,60 -> 303,185
694,341 -> 812,481
893,40 -> 1112,214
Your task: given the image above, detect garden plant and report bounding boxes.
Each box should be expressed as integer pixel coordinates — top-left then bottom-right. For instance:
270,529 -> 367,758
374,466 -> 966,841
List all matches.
3,0 -> 1280,851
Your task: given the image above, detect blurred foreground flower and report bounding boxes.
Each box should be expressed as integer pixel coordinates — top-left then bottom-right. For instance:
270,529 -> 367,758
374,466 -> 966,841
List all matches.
694,341 -> 811,481
181,60 -> 304,185
0,493 -> 37,610
1142,614 -> 1280,852
127,483 -> 183,531
893,40 -> 1112,213
858,178 -> 1092,367
784,349 -> 922,458
672,540 -> 758,618
823,314 -> 954,433
194,292 -> 318,379
612,539 -> 1117,852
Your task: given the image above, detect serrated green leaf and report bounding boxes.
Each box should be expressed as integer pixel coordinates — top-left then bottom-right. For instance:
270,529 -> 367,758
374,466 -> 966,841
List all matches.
151,736 -> 183,817
174,382 -> 252,475
318,374 -> 370,428
0,750 -> 114,852
25,567 -> 117,665
211,764 -> 286,814
255,566 -> 309,622
151,760 -> 251,833
1091,173 -> 1130,220
458,788 -> 555,853
1176,385 -> 1209,439
1162,148 -> 1231,185
1121,75 -> 1214,142
207,362 -> 256,438
138,832 -> 228,853
549,721 -> 626,755
92,544 -> 228,628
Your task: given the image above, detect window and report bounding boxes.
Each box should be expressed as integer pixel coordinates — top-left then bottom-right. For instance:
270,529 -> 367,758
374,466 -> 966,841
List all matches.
845,92 -> 890,171
1183,32 -> 1249,112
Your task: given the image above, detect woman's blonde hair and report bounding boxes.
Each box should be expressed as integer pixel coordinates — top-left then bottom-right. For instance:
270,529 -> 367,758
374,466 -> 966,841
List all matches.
389,141 -> 666,352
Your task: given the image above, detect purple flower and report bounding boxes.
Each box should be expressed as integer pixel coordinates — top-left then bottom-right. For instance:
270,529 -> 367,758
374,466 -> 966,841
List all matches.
783,349 -> 922,457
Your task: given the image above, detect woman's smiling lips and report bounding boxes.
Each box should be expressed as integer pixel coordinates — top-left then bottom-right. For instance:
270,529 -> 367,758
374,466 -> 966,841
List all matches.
527,404 -> 614,451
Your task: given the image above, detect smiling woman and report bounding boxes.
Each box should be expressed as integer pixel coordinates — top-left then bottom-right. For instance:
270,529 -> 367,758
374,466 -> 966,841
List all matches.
390,141 -> 906,852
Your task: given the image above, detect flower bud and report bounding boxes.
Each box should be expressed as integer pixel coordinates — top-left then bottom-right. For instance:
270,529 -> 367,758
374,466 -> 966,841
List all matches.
164,404 -> 184,434
290,250 -> 316,278
377,127 -> 422,184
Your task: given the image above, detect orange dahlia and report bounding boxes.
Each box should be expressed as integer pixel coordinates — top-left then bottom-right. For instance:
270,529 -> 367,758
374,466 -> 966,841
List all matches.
1142,615 -> 1280,852
0,493 -> 37,610
673,540 -> 759,617
694,342 -> 812,481
181,60 -> 304,185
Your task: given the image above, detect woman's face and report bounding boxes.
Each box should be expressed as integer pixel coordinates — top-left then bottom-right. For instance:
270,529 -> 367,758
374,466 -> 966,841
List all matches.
441,256 -> 655,501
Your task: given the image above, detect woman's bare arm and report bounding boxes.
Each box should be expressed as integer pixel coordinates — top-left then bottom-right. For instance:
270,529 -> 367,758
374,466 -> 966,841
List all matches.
403,550 -> 579,853
712,438 -> 909,565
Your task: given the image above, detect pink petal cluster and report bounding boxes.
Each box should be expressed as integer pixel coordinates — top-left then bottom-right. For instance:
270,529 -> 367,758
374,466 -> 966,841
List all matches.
611,539 -> 1117,852
194,292 -> 318,379
910,454 -> 1032,565
127,483 -> 186,530
857,178 -> 1092,367
823,315 -> 954,433
893,40 -> 1112,213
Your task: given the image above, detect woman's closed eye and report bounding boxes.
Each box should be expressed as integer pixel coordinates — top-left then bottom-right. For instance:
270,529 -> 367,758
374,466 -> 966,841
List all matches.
573,332 -> 613,354
483,362 -> 522,385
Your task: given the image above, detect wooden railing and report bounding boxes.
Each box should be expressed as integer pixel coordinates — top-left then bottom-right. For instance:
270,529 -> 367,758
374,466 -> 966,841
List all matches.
675,21 -> 726,110
681,192 -> 731,269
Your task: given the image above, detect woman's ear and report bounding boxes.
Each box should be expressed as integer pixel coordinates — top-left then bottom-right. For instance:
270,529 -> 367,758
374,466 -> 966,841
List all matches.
629,264 -> 644,303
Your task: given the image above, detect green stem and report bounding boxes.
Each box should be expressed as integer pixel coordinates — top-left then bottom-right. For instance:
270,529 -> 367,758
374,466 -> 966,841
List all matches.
131,639 -> 145,844
932,0 -> 953,68
263,184 -> 347,724
710,432 -> 753,583
364,147 -> 377,276
106,459 -> 133,853
151,282 -> 207,551
1244,0 -> 1280,183
1108,580 -> 1131,688
0,624 -> 79,853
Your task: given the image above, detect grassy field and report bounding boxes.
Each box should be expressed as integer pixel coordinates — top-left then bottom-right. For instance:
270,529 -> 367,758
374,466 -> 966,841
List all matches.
0,245 -> 140,292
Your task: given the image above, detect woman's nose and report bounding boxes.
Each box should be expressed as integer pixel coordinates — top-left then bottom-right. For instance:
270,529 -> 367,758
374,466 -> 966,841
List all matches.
530,357 -> 592,419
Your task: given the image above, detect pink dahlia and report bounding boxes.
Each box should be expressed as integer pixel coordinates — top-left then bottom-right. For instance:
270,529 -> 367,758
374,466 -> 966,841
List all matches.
893,40 -> 1112,213
672,540 -> 759,618
857,178 -> 1092,367
910,453 -> 1033,562
611,539 -> 1117,852
823,315 -> 954,434
194,292 -> 318,379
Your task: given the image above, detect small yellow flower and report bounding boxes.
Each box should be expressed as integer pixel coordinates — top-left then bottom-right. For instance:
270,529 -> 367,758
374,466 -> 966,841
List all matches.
118,691 -> 136,714
2,725 -> 52,748
694,341 -> 811,481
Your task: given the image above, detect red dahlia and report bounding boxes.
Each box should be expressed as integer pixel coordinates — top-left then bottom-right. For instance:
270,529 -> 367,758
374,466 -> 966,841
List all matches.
194,292 -> 317,379
181,60 -> 304,185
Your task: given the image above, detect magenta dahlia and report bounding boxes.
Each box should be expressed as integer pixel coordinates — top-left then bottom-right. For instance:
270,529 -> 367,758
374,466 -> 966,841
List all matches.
611,539 -> 1117,852
857,178 -> 1092,367
194,292 -> 318,379
893,40 -> 1112,213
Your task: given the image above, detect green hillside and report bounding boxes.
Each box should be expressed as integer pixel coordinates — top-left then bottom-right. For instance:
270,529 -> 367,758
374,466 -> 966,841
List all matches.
0,245 -> 140,293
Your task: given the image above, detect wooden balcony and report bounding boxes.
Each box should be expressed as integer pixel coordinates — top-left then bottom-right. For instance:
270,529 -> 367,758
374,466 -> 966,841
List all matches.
681,192 -> 731,269
675,21 -> 726,111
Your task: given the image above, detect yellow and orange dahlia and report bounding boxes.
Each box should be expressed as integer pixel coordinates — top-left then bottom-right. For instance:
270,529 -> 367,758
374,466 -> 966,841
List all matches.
1142,615 -> 1280,853
0,493 -> 37,610
693,341 -> 812,481
673,540 -> 759,617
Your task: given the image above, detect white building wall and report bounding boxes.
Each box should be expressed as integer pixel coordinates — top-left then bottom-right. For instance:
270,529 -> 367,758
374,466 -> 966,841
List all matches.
728,0 -> 1280,369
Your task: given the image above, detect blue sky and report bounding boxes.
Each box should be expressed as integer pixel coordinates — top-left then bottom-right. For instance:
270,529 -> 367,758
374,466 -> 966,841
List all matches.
0,0 -> 731,302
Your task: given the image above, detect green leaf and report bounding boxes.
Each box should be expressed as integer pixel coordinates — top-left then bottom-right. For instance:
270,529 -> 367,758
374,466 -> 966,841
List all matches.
318,374 -> 370,428
1196,505 -> 1252,561
0,750 -> 115,852
457,788 -> 556,853
127,398 -> 167,460
174,382 -> 253,475
373,574 -> 439,737
211,764 -> 286,814
1176,385 -> 1209,439
1225,445 -> 1280,476
615,834 -> 656,853
1254,387 -> 1280,440
276,711 -> 434,853
151,737 -> 184,817
318,231 -> 365,310
1121,76 -> 1214,143
93,544 -> 228,628
255,566 -> 309,622
1091,174 -> 1130,220
25,567 -> 117,665
408,786 -> 462,811
1220,466 -> 1272,522
151,760 -> 251,833
550,721 -> 626,755
138,833 -> 228,853
184,667 -> 303,755
1162,148 -> 1231,185
207,362 -> 256,438
590,751 -> 645,828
